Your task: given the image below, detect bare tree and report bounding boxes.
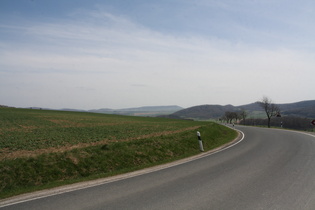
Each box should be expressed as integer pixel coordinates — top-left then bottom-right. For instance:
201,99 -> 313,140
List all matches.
224,111 -> 239,124
258,96 -> 280,128
224,111 -> 233,124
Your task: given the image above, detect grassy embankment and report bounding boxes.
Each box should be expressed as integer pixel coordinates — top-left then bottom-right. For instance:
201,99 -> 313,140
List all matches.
0,108 -> 237,199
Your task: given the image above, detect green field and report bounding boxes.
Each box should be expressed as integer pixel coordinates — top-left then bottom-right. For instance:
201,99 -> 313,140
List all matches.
0,108 -> 237,198
246,111 -> 266,119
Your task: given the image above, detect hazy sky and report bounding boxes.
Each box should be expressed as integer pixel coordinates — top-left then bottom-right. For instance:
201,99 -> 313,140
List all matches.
1,0 -> 314,109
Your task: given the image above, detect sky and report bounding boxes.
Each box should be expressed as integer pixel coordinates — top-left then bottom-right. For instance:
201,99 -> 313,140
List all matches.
0,0 -> 314,110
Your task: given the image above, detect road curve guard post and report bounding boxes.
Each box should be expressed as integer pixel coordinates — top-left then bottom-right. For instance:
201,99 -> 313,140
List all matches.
197,131 -> 204,152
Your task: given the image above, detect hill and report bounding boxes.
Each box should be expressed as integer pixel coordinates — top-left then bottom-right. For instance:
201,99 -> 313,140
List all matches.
170,104 -> 238,120
278,100 -> 315,118
89,105 -> 183,116
168,100 -> 315,120
24,106 -> 183,117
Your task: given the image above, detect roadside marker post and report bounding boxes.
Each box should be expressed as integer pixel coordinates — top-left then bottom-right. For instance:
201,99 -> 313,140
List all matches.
197,131 -> 204,152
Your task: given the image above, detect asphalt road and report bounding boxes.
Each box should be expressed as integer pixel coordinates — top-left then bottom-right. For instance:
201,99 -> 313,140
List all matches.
1,126 -> 315,210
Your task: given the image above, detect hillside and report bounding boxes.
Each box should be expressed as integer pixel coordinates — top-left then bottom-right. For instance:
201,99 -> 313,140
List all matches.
278,100 -> 315,118
171,104 -> 238,120
89,105 -> 183,116
24,105 -> 183,117
169,100 -> 315,120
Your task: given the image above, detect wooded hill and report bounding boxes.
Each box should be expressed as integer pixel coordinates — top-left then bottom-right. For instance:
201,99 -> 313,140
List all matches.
166,100 -> 315,120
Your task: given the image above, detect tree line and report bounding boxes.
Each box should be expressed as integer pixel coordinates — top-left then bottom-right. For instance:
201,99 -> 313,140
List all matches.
220,110 -> 247,124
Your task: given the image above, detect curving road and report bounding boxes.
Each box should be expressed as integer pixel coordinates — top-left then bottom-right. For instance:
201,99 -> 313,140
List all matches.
1,126 -> 315,210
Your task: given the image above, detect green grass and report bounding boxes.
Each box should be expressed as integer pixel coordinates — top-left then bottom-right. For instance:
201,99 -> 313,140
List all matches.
247,111 -> 266,119
0,108 -> 237,199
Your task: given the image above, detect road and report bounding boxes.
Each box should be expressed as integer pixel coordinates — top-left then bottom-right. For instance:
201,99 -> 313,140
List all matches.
1,126 -> 315,210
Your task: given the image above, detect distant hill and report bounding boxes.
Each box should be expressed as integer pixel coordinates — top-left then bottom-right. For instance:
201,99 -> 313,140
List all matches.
171,104 -> 238,120
89,105 -> 183,117
237,102 -> 263,112
278,100 -> 315,118
17,105 -> 183,117
7,100 -> 315,119
168,100 -> 315,120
